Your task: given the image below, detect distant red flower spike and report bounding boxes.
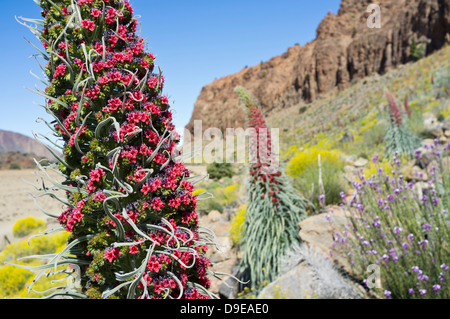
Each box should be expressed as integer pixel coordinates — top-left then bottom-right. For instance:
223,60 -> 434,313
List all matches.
386,89 -> 402,126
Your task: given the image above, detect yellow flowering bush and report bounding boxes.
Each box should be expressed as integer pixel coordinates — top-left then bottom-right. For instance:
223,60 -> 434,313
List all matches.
196,182 -> 241,213
0,231 -> 69,265
192,188 -> 207,196
223,184 -> 240,206
362,158 -> 393,180
0,265 -> 71,298
287,147 -> 346,207
287,147 -> 343,177
0,229 -> 70,298
12,216 -> 46,238
229,204 -> 247,244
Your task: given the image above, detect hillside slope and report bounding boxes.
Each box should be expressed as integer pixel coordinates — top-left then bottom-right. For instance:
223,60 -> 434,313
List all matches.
272,45 -> 449,157
186,0 -> 449,134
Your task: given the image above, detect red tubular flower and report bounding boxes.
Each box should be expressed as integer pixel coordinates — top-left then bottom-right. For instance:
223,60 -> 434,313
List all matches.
104,247 -> 121,263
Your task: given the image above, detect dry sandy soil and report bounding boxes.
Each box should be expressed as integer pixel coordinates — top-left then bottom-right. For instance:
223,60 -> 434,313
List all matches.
0,165 -> 208,248
0,168 -> 66,247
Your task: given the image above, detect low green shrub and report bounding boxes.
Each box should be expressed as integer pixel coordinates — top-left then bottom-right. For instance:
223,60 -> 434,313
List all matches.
196,181 -> 241,214
410,38 -> 426,61
207,162 -> 234,180
363,121 -> 389,147
9,162 -> 21,170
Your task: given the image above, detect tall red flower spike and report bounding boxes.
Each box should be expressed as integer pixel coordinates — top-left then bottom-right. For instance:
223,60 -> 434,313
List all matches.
386,89 -> 403,126
234,86 -> 310,287
384,90 -> 420,157
16,0 -> 215,299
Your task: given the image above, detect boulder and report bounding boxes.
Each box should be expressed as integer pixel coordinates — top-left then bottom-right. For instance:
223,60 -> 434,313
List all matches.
423,112 -> 438,129
218,264 -> 241,299
421,139 -> 436,147
298,206 -> 352,271
416,140 -> 437,168
208,236 -> 234,264
426,125 -> 444,138
208,210 -> 224,223
256,207 -> 373,299
427,157 -> 450,176
257,244 -> 364,299
199,209 -> 242,298
343,165 -> 359,181
258,260 -> 317,299
443,156 -> 450,172
412,181 -> 430,201
352,158 -> 369,167
403,160 -> 429,181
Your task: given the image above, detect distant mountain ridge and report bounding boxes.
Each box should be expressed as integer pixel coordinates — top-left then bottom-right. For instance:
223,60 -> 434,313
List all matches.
0,130 -> 58,160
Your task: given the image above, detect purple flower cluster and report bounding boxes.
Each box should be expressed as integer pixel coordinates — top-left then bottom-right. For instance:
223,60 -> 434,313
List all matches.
330,144 -> 449,299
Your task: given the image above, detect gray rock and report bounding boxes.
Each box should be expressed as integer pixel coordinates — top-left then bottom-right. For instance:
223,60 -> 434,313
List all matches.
208,210 -> 224,223
218,264 -> 241,299
258,244 -> 363,299
298,207 -> 351,271
416,141 -> 437,169
208,236 -> 233,264
423,112 -> 438,129
427,125 -> 444,138
403,160 -> 429,181
352,158 -> 369,167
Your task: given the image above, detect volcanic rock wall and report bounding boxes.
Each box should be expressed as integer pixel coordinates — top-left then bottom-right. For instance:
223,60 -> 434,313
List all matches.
186,0 -> 449,134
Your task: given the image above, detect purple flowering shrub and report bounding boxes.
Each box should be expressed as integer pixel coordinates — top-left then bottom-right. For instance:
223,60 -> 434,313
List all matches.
12,0 -> 218,299
334,142 -> 449,299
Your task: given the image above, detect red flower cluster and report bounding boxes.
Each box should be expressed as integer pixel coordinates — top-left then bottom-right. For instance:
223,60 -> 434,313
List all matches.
53,64 -> 67,78
81,19 -> 95,31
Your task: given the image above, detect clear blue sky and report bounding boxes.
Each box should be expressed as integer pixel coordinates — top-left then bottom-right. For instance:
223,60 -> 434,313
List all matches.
0,0 -> 341,141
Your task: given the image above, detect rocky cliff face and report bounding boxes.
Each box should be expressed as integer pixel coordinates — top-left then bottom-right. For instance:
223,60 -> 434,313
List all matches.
186,0 -> 449,134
